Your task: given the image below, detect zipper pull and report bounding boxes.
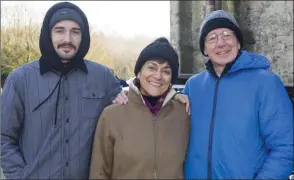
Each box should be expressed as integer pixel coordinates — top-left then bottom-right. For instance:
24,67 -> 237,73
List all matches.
152,114 -> 156,122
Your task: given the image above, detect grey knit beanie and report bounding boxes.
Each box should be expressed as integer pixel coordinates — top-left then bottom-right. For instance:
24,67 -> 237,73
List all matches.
199,10 -> 243,56
49,8 -> 84,31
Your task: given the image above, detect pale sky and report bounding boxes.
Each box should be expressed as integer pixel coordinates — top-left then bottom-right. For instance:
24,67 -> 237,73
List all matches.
1,1 -> 171,39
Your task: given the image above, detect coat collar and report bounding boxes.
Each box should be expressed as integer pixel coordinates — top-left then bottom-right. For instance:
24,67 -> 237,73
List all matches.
39,56 -> 88,76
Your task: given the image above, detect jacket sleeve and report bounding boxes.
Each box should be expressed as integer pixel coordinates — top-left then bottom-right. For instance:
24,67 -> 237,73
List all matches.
1,71 -> 27,179
105,68 -> 122,105
256,73 -> 293,179
183,79 -> 190,95
89,110 -> 114,179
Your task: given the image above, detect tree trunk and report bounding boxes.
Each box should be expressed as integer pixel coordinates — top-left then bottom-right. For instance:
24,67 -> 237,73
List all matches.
215,0 -> 222,10
226,0 -> 236,16
206,0 -> 215,15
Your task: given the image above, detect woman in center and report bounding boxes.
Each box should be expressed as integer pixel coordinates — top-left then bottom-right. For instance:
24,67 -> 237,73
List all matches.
89,37 -> 190,179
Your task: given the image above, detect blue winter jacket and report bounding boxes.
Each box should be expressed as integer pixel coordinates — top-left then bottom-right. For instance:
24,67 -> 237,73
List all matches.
184,50 -> 293,179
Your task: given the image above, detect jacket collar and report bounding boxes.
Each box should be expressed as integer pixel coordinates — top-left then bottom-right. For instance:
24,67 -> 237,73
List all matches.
205,50 -> 242,78
39,56 -> 88,76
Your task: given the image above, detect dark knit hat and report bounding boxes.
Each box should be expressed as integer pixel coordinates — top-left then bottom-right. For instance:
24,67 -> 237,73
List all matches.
49,8 -> 84,30
134,37 -> 179,84
199,10 -> 243,56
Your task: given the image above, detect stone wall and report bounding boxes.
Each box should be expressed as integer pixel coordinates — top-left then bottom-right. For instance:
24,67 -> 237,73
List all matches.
170,1 -> 293,86
170,1 -> 206,75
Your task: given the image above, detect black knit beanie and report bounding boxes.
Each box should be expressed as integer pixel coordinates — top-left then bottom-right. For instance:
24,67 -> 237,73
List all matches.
134,37 -> 179,84
49,8 -> 84,31
199,10 -> 243,56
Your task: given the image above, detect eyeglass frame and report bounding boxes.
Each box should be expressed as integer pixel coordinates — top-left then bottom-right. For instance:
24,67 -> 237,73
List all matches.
204,30 -> 236,44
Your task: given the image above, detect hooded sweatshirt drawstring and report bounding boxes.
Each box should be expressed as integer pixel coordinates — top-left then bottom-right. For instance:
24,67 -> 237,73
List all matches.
34,2 -> 90,128
33,74 -> 63,127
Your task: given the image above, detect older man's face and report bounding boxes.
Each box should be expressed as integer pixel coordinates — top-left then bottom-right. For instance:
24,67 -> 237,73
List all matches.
51,20 -> 82,61
204,28 -> 240,70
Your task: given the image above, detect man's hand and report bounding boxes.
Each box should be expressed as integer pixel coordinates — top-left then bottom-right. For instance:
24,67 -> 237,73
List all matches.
112,90 -> 128,104
174,94 -> 190,115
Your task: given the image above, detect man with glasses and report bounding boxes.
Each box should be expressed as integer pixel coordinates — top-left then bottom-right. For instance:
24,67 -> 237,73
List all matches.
182,10 -> 293,179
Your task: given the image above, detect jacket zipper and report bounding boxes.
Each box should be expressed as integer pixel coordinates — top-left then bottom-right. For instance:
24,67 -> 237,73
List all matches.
152,114 -> 158,179
207,78 -> 221,179
141,92 -> 173,179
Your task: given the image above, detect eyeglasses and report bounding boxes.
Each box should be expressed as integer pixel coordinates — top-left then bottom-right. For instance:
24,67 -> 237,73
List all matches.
205,30 -> 235,44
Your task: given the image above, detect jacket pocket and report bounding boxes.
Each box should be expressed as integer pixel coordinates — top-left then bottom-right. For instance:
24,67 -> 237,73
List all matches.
81,89 -> 106,119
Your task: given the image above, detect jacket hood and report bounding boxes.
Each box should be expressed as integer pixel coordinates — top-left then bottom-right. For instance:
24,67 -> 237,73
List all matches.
229,50 -> 270,73
39,2 -> 90,75
205,50 -> 270,77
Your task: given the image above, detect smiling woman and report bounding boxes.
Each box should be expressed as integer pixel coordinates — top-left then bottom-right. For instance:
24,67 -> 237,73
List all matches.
139,60 -> 172,97
89,37 -> 190,179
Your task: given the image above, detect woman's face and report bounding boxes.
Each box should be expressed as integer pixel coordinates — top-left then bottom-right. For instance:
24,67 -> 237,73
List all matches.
138,60 -> 172,97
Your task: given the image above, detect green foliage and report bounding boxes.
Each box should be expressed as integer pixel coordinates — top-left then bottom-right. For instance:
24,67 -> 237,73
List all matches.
85,30 -> 152,80
1,3 -> 42,80
1,24 -> 42,74
1,5 -> 153,81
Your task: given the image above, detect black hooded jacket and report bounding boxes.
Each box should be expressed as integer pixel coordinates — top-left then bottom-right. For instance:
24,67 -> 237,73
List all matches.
34,2 -> 91,129
39,1 -> 90,75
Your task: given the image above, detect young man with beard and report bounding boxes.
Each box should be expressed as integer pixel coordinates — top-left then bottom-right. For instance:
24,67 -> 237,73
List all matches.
1,2 -> 124,179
